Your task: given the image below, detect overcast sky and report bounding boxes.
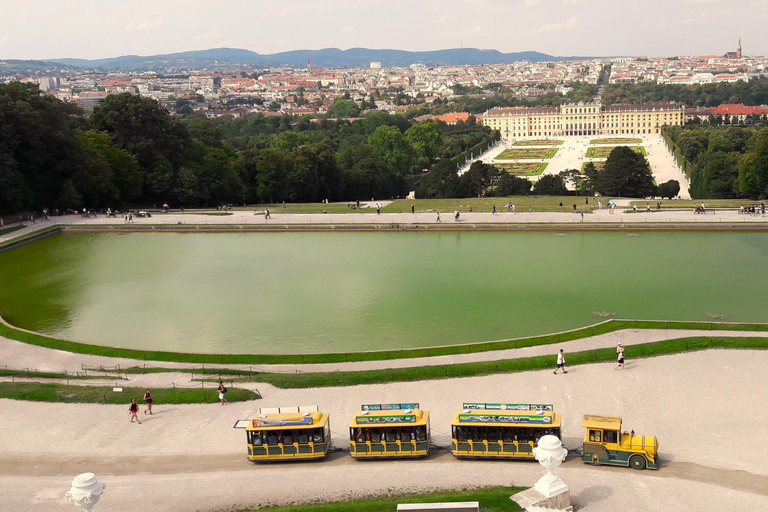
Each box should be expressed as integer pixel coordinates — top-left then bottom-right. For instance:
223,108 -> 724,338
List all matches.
0,0 -> 765,61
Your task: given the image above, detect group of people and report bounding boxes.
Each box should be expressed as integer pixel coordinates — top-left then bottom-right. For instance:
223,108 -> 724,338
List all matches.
553,341 -> 625,374
252,428 -> 324,446
739,203 -> 765,215
128,390 -> 154,424
352,426 -> 426,443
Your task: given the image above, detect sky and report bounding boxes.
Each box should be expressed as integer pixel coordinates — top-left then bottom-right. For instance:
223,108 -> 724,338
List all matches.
0,0 -> 766,61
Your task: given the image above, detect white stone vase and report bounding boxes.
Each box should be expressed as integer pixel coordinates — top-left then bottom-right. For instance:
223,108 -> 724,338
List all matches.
532,435 -> 569,498
65,473 -> 105,512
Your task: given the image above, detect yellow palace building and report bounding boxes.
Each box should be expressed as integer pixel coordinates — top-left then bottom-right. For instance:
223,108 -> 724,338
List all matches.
480,102 -> 684,138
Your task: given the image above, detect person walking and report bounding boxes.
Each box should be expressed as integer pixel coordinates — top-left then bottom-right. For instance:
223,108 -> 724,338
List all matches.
218,380 -> 228,405
129,398 -> 141,424
492,205 -> 497,215
615,345 -> 625,370
553,349 -> 567,374
143,389 -> 153,415
265,208 -> 271,219
436,211 -> 441,223
411,204 -> 415,214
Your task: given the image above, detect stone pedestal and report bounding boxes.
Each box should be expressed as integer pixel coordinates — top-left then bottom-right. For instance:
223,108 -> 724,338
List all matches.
511,435 -> 573,512
65,473 -> 105,512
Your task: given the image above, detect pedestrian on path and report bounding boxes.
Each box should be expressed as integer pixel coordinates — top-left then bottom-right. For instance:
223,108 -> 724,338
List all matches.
615,346 -> 625,370
554,349 -> 567,374
143,389 -> 153,415
492,205 -> 497,215
218,381 -> 228,405
265,208 -> 271,219
580,211 -> 584,222
129,398 -> 141,423
411,204 -> 415,214
436,211 -> 441,222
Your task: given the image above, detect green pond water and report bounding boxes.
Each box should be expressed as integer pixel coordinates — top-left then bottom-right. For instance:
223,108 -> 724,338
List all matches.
0,231 -> 766,354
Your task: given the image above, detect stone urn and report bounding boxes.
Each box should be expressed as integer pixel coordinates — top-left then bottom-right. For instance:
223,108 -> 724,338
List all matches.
532,435 -> 569,498
65,473 -> 105,512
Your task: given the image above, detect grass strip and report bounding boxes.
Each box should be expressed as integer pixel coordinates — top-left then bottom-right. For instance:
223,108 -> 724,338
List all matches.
0,383 -> 259,404
0,226 -> 24,237
0,225 -> 60,247
2,317 -> 767,365
218,336 -> 767,388
0,368 -> 114,380
246,486 -> 524,512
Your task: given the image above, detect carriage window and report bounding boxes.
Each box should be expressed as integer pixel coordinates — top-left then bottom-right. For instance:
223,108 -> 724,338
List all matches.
604,430 -> 617,443
589,429 -> 601,442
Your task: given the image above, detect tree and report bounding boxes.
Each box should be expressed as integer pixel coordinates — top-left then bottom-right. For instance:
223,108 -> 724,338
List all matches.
326,99 -> 360,118
737,127 -> 768,198
90,93 -> 192,202
75,130 -> 141,207
0,82 -> 84,214
532,174 -> 567,195
456,161 -> 501,197
658,180 -> 681,199
594,146 -> 656,197
368,125 -> 414,176
405,121 -> 443,162
493,172 -> 532,196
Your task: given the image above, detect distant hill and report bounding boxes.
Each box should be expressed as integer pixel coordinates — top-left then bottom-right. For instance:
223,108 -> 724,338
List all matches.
45,47 -> 593,70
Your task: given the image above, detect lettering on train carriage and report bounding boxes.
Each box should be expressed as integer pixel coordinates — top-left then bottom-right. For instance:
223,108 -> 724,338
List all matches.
458,413 -> 553,424
252,416 -> 314,427
462,403 -> 554,411
361,403 -> 419,411
355,414 -> 417,424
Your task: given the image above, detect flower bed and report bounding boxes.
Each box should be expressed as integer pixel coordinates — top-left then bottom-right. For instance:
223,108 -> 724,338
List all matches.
589,138 -> 642,145
495,147 -> 558,160
512,139 -> 564,146
586,146 -> 646,158
494,162 -> 548,176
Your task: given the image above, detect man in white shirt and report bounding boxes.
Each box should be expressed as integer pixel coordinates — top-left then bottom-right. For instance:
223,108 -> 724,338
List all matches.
554,349 -> 567,374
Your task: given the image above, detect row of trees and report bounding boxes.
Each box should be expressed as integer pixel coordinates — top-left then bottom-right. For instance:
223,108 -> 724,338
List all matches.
0,83 -> 500,214
602,77 -> 768,108
665,124 -> 768,199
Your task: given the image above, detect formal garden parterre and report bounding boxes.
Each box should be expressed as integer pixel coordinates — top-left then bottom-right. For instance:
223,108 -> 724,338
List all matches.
495,147 -> 559,160
586,145 -> 646,158
494,162 -> 548,176
589,138 -> 642,145
512,139 -> 564,146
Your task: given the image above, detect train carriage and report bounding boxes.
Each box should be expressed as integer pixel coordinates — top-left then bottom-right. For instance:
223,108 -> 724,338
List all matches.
451,402 -> 561,459
349,403 -> 431,458
238,406 -> 331,462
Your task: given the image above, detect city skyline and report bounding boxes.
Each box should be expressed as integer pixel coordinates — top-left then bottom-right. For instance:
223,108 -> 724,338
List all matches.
0,0 -> 765,62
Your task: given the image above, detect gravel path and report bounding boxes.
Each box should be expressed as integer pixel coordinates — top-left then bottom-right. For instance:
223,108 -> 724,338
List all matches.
1,350 -> 767,511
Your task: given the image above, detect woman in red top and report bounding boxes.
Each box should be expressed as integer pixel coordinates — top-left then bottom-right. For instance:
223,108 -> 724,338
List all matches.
129,398 -> 141,424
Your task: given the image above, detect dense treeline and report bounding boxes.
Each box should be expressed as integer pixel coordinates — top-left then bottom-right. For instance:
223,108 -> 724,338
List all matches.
0,83 -> 498,214
602,77 -> 768,107
665,124 -> 768,199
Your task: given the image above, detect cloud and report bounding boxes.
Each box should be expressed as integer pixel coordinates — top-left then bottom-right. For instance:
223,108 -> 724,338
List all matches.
525,0 -> 540,6
342,25 -> 355,33
562,0 -> 585,4
532,16 -> 577,33
683,0 -> 726,4
0,35 -> 10,43
437,14 -> 450,23
124,19 -> 163,32
655,22 -> 667,29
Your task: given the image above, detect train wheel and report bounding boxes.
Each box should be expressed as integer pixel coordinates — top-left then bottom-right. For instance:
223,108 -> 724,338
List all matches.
629,455 -> 647,470
591,454 -> 600,464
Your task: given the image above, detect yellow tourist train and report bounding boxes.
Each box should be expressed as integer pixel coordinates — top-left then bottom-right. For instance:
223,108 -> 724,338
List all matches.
450,403 -> 562,459
349,403 -> 431,458
581,414 -> 659,470
238,406 -> 331,462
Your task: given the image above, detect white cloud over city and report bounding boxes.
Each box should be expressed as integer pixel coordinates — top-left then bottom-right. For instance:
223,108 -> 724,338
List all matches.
0,0 -> 761,60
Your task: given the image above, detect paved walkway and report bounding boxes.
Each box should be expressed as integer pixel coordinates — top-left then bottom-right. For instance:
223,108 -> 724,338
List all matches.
1,205 -> 765,246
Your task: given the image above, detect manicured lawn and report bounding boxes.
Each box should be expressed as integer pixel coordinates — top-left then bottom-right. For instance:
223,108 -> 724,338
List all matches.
494,162 -> 547,176
0,226 -> 23,237
386,196 -> 595,214
586,146 -> 646,158
243,486 -> 525,512
590,138 -> 642,145
512,139 -> 563,146
0,383 -> 260,404
230,203 -> 373,214
495,148 -> 558,160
